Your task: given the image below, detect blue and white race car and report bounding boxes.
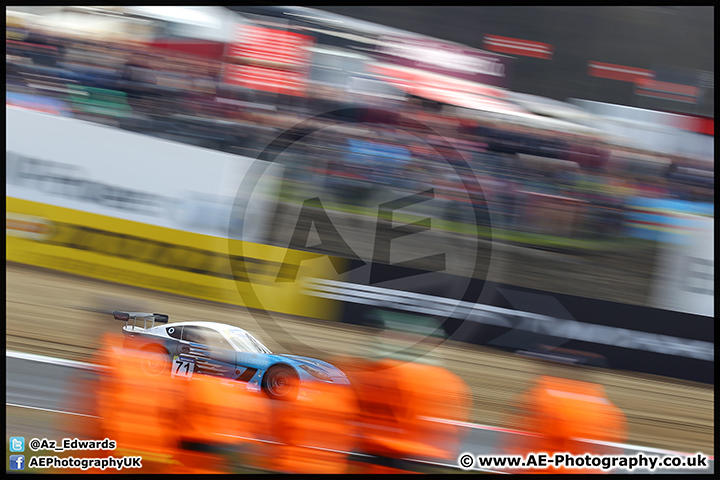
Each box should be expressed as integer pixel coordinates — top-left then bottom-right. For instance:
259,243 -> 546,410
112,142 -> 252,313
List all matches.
111,311 -> 349,400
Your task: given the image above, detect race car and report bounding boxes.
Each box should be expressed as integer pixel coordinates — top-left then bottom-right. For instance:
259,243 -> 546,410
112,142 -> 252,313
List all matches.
111,311 -> 349,400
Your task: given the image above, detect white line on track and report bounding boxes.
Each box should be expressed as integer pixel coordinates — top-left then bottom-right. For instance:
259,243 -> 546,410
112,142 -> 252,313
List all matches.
7,349 -> 100,370
6,402 -> 100,418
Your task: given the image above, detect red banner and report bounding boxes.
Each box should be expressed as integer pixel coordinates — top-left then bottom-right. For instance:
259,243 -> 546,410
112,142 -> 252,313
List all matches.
635,78 -> 699,104
149,39 -> 226,61
668,114 -> 714,136
587,61 -> 653,84
224,25 -> 314,96
484,34 -> 553,60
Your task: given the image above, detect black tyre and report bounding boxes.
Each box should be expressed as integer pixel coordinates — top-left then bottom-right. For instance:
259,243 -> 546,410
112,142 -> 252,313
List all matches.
262,365 -> 299,401
140,345 -> 170,377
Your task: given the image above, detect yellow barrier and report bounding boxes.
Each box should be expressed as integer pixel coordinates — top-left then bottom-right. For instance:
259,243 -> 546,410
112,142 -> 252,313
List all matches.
6,197 -> 344,320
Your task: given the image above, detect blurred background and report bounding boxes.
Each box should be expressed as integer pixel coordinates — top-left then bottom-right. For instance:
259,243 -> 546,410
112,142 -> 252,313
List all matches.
6,5 -> 714,474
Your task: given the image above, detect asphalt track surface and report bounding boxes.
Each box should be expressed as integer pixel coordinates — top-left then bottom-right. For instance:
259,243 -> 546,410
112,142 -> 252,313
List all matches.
6,262 -> 714,473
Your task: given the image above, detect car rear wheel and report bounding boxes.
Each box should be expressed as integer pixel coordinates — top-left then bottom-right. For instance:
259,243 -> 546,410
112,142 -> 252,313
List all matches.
140,346 -> 169,376
262,365 -> 299,401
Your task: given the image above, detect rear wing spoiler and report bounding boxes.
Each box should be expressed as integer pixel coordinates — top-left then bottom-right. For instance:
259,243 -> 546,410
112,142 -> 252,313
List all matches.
113,311 -> 169,330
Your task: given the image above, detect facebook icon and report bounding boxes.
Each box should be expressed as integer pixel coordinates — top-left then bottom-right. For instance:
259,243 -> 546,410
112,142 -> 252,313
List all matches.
10,455 -> 25,470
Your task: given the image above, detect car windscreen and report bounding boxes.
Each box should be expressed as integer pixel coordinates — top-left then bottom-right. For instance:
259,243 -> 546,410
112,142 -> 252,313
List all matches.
246,332 -> 272,354
226,329 -> 272,354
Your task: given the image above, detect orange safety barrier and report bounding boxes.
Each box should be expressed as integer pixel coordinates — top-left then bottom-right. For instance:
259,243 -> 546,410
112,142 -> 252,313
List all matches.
505,375 -> 628,474
348,358 -> 472,473
178,372 -> 271,473
272,382 -> 359,474
94,338 -> 183,473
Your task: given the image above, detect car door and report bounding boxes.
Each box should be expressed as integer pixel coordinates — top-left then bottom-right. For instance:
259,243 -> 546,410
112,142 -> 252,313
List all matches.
177,326 -> 236,378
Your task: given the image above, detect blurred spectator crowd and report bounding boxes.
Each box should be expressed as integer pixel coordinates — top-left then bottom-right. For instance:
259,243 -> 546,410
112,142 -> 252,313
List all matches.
6,22 -> 714,243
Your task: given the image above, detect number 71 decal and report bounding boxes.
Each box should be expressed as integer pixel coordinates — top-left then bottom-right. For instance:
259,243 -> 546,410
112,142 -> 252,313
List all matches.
172,356 -> 195,379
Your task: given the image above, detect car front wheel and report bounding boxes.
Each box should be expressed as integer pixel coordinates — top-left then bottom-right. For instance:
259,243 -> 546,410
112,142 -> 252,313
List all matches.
262,365 -> 299,400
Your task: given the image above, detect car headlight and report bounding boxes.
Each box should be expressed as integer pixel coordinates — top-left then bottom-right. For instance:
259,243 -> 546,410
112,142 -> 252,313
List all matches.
299,364 -> 333,382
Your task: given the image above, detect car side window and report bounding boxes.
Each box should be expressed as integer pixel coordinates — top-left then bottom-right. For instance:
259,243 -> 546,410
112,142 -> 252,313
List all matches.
183,326 -> 232,350
204,330 -> 233,350
182,326 -> 205,344
166,326 -> 182,339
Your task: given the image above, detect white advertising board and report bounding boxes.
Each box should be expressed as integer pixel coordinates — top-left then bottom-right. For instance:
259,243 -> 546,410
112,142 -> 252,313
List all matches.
6,107 -> 282,243
651,215 -> 714,317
